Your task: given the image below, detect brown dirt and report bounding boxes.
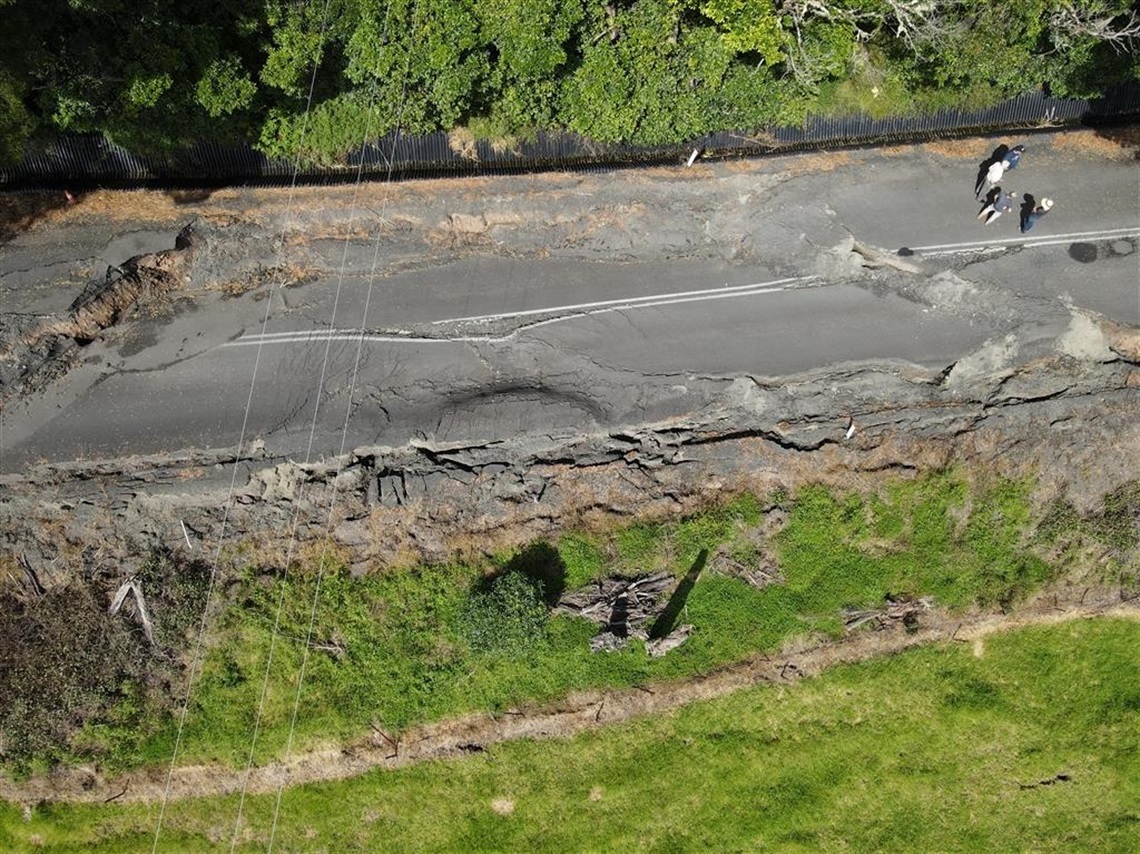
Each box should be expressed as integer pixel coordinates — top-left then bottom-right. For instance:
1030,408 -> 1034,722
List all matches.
2,589 -> 1135,807
4,127 -> 1127,244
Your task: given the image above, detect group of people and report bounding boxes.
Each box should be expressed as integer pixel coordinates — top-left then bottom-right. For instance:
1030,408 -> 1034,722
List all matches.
974,144 -> 1054,232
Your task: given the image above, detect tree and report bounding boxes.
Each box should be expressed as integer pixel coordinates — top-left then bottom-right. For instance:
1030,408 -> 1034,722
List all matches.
475,0 -> 586,133
0,71 -> 33,164
197,57 -> 258,118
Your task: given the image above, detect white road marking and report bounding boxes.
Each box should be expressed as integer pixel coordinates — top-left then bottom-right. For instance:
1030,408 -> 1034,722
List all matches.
906,226 -> 1139,257
223,275 -> 821,348
430,275 -> 817,325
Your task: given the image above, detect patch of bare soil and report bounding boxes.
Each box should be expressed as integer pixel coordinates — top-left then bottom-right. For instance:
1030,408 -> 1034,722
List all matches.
3,589 -> 1136,807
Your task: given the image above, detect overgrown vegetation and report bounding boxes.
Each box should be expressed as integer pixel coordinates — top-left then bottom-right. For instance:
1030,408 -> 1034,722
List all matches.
0,0 -> 1137,163
1,473 -> 1134,774
0,549 -> 211,771
4,618 -> 1139,852
1036,481 -> 1140,597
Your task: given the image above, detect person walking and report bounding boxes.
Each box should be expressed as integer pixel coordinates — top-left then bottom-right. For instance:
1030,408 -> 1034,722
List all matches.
978,159 -> 1006,199
1001,144 -> 1026,172
1020,197 -> 1053,233
978,187 -> 1017,225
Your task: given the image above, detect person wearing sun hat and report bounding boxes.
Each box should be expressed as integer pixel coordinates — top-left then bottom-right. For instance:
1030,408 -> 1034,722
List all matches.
1020,197 -> 1054,233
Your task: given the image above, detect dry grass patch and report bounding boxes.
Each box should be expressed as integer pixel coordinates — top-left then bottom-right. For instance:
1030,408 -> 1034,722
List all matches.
780,151 -> 855,176
1052,129 -> 1132,160
490,797 -> 515,816
920,138 -> 994,159
448,127 -> 479,162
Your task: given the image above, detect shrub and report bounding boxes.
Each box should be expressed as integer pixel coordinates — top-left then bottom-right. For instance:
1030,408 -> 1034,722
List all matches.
0,583 -> 146,767
457,571 -> 549,657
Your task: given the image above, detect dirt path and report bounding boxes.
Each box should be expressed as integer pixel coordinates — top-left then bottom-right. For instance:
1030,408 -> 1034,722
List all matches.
3,592 -> 1137,807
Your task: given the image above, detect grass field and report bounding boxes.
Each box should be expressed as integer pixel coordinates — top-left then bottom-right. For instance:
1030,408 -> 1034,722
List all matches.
3,617 -> 1138,852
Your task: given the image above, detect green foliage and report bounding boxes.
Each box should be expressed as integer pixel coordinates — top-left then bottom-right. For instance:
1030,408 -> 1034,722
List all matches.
124,71 -> 174,111
559,0 -> 754,143
673,494 -> 755,566
475,0 -> 584,132
0,71 -> 32,164
458,570 -> 549,656
0,473 -> 1072,775
0,0 -> 1135,162
261,0 -> 332,98
1034,482 -> 1140,597
556,533 -> 606,588
1085,483 -> 1140,553
10,620 -> 1140,852
259,92 -> 380,165
775,473 -> 1052,614
901,0 -> 1046,97
615,522 -> 665,570
0,583 -> 146,769
133,550 -> 213,649
700,0 -> 783,64
815,45 -> 917,118
196,57 -> 257,118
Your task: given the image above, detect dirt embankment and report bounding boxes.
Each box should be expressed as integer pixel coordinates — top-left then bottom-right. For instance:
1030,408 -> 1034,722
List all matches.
2,305 -> 1138,587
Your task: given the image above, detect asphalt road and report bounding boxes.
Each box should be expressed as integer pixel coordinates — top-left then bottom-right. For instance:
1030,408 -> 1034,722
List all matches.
1,131 -> 1137,470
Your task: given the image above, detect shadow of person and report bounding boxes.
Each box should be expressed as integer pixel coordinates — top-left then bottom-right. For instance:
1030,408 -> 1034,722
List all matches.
977,185 -> 1000,217
1018,193 -> 1037,232
974,144 -> 1010,198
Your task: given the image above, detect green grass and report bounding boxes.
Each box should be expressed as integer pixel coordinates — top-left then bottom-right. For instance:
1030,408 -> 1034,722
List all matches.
1035,483 -> 1140,596
777,473 -> 1052,613
1,474 -> 1070,774
4,618 -> 1138,852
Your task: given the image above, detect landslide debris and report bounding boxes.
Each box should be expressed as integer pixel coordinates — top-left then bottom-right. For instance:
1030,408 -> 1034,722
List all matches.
2,307 -> 1138,589
1,224 -> 197,404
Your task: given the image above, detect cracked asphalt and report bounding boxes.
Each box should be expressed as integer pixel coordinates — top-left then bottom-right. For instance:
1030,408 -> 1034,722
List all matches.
0,130 -> 1137,471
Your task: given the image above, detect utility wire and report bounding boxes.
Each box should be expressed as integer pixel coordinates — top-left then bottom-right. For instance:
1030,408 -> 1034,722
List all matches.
266,1 -> 423,849
227,0 -> 400,846
151,1 -> 335,850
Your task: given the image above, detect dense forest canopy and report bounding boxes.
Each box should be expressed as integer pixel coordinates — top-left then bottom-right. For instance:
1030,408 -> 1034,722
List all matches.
0,0 -> 1137,163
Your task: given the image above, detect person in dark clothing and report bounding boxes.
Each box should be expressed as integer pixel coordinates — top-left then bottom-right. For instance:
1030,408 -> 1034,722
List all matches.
1001,144 -> 1026,172
1020,197 -> 1053,233
978,187 -> 1018,225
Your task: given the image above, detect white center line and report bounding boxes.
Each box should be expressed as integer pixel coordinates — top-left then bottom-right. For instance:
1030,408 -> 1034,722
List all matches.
431,275 -> 818,325
224,275 -> 821,348
906,226 -> 1139,256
